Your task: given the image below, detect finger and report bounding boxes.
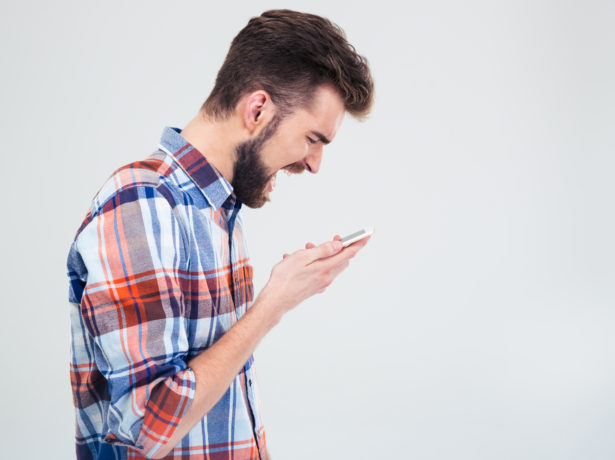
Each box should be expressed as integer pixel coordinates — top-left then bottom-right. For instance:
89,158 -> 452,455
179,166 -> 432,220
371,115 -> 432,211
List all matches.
283,253 -> 289,259
305,239 -> 343,265
314,256 -> 352,292
305,242 -> 316,249
333,234 -> 342,241
314,235 -> 371,266
344,235 -> 372,257
329,258 -> 351,279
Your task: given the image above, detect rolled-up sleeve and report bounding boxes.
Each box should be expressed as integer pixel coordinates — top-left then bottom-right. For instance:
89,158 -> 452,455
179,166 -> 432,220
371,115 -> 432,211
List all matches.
76,185 -> 195,458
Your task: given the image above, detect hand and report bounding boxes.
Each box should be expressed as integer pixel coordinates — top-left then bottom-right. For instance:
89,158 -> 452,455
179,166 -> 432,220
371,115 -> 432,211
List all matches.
259,234 -> 372,318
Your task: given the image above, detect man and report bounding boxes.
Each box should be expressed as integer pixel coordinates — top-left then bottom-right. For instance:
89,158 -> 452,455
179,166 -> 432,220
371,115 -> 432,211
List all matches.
67,9 -> 374,459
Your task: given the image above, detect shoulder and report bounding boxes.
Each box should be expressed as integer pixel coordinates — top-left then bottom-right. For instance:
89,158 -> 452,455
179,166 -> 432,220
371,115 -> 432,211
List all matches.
73,151 -> 186,238
91,152 -> 172,213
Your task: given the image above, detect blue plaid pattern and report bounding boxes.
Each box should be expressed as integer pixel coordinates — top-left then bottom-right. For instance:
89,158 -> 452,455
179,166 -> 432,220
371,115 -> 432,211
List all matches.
67,127 -> 268,459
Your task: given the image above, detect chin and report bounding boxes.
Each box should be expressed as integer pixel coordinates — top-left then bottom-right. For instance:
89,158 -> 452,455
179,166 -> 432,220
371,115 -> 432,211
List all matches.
242,192 -> 270,209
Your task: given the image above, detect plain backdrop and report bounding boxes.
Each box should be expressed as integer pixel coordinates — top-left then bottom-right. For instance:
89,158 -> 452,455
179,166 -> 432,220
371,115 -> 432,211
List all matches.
1,1 -> 614,458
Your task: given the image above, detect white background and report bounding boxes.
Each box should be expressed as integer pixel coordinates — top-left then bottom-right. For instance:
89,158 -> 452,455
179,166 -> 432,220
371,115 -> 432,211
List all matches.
1,1 -> 614,458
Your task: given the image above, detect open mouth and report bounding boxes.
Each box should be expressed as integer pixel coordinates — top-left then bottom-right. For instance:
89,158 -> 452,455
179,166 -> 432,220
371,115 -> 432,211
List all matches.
268,165 -> 304,193
268,172 -> 277,192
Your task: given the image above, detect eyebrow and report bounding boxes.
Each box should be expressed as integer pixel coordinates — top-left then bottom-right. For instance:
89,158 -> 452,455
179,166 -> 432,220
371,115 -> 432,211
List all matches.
310,131 -> 331,145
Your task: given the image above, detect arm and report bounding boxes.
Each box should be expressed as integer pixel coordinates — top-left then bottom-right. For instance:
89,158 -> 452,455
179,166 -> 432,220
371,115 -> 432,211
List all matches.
152,292 -> 278,458
80,183 -> 371,457
151,234 -> 372,458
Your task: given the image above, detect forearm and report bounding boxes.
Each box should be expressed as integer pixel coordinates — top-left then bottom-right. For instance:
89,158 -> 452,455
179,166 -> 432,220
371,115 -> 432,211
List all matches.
149,294 -> 282,458
147,236 -> 366,458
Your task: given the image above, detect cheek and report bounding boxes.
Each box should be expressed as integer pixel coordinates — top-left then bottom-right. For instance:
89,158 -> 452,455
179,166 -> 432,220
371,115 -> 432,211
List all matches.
277,140 -> 307,168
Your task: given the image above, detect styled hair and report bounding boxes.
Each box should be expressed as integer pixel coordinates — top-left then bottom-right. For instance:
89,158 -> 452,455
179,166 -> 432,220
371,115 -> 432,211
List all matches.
202,9 -> 374,120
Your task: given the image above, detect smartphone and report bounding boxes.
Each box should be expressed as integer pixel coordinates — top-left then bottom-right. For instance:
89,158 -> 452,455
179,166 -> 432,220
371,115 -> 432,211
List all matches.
340,227 -> 374,247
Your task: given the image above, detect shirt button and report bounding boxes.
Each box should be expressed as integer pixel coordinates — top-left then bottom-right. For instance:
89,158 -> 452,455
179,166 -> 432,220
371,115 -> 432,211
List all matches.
248,379 -> 252,386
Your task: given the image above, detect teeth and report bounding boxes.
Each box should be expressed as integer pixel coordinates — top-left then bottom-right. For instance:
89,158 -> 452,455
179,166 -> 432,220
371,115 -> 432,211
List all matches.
283,168 -> 292,176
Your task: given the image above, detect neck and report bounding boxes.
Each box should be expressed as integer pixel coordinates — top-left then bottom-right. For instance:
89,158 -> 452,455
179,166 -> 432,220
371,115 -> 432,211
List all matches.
179,110 -> 244,183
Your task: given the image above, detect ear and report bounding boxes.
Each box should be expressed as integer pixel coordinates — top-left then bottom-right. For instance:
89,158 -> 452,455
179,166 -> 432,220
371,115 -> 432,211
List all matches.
242,90 -> 273,134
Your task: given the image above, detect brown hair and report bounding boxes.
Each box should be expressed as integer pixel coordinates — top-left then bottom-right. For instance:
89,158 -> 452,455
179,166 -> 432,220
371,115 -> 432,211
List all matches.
201,9 -> 374,120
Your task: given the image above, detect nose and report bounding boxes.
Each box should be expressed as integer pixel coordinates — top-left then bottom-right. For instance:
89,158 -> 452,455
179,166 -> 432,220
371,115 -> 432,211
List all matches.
303,146 -> 323,174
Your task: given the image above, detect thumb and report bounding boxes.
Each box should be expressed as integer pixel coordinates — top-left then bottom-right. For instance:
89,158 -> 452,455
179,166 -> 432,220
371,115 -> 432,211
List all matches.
305,240 -> 343,265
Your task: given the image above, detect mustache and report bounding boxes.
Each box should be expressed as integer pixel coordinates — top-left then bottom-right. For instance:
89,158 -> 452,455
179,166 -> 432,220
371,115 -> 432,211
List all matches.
284,163 -> 305,174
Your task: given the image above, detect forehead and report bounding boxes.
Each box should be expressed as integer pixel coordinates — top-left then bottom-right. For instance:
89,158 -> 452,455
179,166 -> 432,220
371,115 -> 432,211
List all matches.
283,85 -> 346,138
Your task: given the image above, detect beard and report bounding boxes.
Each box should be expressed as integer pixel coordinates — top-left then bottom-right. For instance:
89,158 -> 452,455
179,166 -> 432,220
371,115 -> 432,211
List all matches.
231,114 -> 285,208
231,114 -> 281,208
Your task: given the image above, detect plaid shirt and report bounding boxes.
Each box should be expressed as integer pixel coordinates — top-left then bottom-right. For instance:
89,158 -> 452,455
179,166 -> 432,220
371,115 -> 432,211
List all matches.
67,127 -> 267,459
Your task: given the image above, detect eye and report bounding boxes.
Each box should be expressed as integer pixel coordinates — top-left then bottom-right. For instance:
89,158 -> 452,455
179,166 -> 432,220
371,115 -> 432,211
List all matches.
307,136 -> 318,145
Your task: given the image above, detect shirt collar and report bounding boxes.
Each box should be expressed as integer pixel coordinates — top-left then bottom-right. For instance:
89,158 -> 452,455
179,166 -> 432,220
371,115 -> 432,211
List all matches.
158,126 -> 239,211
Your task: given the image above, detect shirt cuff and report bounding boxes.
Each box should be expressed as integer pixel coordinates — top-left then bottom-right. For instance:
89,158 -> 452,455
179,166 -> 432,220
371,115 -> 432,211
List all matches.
104,367 -> 196,458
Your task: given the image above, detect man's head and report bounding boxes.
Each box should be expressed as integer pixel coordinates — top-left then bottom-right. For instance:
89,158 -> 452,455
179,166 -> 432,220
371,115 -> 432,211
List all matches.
230,84 -> 347,208
201,9 -> 374,208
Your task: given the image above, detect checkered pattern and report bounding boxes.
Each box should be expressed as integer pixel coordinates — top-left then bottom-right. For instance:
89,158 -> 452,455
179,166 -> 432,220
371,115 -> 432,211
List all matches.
67,127 -> 268,459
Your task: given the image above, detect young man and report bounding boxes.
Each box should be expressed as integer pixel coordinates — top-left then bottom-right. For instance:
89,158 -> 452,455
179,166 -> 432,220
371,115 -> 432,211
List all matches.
67,9 -> 374,460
